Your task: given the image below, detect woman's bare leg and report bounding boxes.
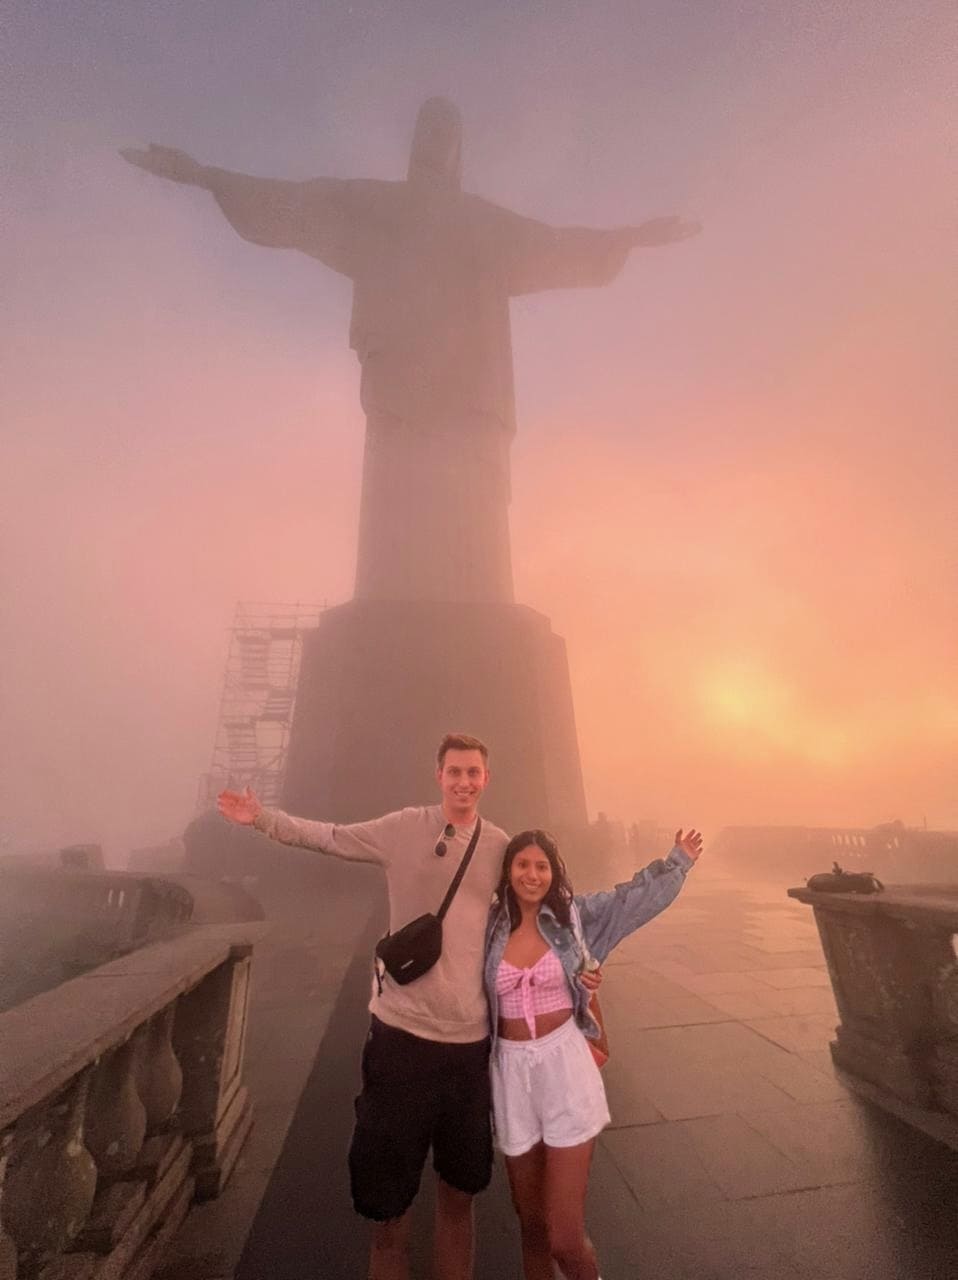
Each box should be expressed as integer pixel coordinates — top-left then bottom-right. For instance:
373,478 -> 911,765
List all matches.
504,1144 -> 553,1280
544,1139 -> 599,1280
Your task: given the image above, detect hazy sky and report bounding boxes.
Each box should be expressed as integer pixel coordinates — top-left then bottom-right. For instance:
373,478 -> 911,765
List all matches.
3,0 -> 955,861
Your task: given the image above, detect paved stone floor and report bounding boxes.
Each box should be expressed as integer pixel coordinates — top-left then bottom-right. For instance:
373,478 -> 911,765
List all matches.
157,853 -> 958,1280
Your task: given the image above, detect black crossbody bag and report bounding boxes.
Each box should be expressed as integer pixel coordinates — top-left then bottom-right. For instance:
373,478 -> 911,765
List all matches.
375,818 -> 482,987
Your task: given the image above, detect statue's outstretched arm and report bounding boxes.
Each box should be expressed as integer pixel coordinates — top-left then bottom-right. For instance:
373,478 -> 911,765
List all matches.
120,144 -> 209,188
623,217 -> 702,248
120,144 -> 354,274
496,205 -> 701,297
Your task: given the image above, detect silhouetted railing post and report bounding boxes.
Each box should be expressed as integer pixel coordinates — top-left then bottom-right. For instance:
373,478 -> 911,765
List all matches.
172,942 -> 255,1199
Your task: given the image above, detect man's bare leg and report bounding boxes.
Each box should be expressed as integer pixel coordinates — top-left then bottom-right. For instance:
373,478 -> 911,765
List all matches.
434,1177 -> 475,1280
369,1210 -> 412,1280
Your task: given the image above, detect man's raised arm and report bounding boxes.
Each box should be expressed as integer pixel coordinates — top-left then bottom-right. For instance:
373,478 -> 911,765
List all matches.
120,144 -> 355,274
217,786 -> 396,867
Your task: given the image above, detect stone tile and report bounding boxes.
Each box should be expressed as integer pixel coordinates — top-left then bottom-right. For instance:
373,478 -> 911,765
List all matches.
753,966 -> 831,988
602,981 -> 731,1030
679,947 -> 772,973
600,1123 -> 725,1212
677,971 -> 774,995
618,1019 -> 848,1109
798,1047 -> 838,1076
704,984 -> 837,1019
232,1099 -> 298,1175
743,919 -> 818,934
625,1018 -> 779,1067
750,1049 -> 848,1104
647,1063 -> 797,1119
737,949 -> 828,969
630,1201 -> 811,1279
608,1025 -> 799,1118
603,1067 -> 666,1128
713,1180 -> 958,1280
737,1098 -> 882,1184
754,985 -> 837,1016
679,1113 -> 827,1199
585,1146 -> 706,1280
584,1139 -> 641,1231
743,935 -> 820,954
700,990 -> 781,1020
155,1164 -> 271,1279
635,958 -> 701,984
745,1013 -> 839,1054
243,1004 -> 330,1094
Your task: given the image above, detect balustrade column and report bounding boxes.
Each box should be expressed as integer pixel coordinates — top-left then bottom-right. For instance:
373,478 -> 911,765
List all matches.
172,945 -> 255,1197
3,1072 -> 98,1264
0,1131 -> 17,1280
134,1005 -> 183,1134
84,1040 -> 147,1181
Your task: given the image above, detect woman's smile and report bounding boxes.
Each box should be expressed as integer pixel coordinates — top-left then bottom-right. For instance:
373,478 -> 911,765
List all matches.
510,847 -> 554,904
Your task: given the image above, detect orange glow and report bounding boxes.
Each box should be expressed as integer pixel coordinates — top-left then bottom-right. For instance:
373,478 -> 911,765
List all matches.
4,6 -> 955,856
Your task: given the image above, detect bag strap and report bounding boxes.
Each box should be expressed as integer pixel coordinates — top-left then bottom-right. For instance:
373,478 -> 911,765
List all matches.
436,817 -> 483,921
570,901 -> 595,969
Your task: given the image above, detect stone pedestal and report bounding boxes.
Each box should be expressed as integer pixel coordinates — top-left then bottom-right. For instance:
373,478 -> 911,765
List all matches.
282,599 -> 587,836
788,885 -> 958,1120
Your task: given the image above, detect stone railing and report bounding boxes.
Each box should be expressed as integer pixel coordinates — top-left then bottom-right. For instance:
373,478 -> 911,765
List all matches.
0,867 -> 196,1013
0,921 -> 262,1279
788,882 -> 958,1146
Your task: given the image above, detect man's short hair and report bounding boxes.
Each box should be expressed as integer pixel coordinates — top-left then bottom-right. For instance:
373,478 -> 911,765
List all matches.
436,733 -> 489,768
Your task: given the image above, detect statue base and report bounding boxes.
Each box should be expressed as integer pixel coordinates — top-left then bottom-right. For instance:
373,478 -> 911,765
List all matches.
282,599 -> 588,836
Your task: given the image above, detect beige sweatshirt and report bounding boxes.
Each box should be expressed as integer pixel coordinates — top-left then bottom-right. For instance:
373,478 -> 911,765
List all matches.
254,804 -> 509,1043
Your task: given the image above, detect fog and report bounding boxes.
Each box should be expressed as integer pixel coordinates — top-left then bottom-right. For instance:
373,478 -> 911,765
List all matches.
3,0 -> 955,864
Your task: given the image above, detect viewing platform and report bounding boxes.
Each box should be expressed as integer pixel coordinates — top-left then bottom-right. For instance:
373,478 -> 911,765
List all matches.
152,857 -> 958,1277
3,852 -> 957,1279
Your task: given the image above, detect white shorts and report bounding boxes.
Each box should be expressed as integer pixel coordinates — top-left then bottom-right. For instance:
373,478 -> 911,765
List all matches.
490,1017 -> 611,1157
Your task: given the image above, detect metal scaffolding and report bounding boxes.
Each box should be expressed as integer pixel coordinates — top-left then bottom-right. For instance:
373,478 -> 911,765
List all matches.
197,601 -> 324,812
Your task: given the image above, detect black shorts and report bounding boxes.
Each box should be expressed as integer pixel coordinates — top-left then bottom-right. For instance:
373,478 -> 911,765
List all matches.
348,1015 -> 493,1222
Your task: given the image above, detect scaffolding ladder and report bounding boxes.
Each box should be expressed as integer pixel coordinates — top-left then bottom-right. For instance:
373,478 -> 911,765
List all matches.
197,601 -> 323,812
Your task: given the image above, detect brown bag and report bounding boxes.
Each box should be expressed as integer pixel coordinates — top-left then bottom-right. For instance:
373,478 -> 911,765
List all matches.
587,993 -> 609,1069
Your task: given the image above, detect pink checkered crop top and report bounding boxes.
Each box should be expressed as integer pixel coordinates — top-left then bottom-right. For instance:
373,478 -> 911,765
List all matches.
495,948 -> 572,1038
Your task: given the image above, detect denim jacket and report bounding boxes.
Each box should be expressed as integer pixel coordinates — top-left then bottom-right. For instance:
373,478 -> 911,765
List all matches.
483,845 -> 695,1050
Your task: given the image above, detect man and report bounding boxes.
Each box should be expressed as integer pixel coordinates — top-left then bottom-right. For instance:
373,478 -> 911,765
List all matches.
219,733 -> 519,1280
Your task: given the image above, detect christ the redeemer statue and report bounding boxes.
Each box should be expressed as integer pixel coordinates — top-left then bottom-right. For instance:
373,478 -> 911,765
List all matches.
123,97 -> 698,604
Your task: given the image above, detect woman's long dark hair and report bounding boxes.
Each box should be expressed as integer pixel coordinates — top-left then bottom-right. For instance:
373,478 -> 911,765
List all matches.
494,829 -> 574,931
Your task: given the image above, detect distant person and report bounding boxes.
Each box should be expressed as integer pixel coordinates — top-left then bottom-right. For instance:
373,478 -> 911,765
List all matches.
220,733 -> 592,1280
486,826 -> 703,1280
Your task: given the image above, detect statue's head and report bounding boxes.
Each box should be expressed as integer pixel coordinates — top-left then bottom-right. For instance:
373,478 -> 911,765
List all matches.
408,96 -> 462,190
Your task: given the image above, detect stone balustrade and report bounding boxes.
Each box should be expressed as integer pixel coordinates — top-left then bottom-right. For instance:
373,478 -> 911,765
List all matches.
0,867 -> 196,1013
0,921 -> 263,1280
788,882 -> 958,1146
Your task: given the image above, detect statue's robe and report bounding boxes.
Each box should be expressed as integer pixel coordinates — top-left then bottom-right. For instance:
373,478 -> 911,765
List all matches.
206,169 -> 631,602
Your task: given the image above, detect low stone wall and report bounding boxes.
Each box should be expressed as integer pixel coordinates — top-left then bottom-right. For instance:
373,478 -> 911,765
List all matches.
0,922 -> 263,1279
788,882 -> 958,1146
0,868 -> 195,1013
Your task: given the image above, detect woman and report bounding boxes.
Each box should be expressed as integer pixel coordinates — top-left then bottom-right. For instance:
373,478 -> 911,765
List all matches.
484,826 -> 703,1280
